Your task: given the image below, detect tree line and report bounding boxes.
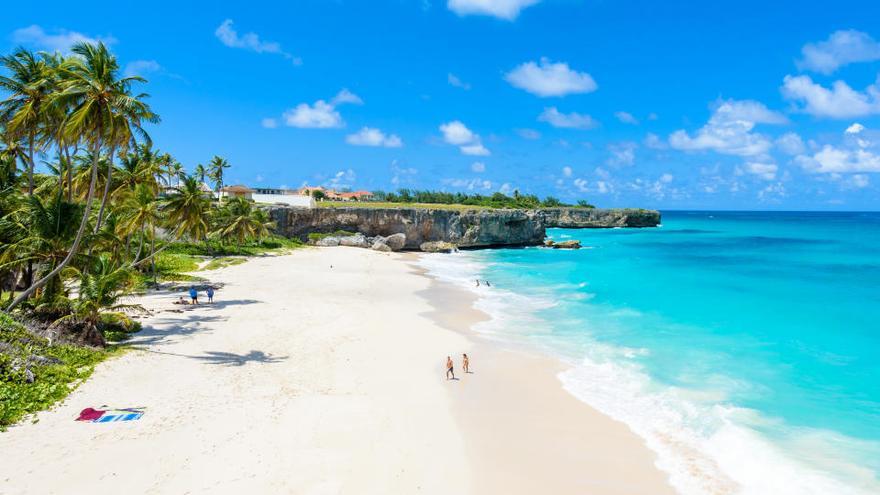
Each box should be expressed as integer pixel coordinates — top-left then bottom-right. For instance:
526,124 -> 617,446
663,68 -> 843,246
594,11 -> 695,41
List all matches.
371,189 -> 595,209
0,42 -> 274,332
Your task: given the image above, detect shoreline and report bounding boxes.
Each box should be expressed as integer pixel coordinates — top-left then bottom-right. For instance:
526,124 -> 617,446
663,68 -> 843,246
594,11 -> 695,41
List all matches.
407,252 -> 676,494
1,247 -> 674,494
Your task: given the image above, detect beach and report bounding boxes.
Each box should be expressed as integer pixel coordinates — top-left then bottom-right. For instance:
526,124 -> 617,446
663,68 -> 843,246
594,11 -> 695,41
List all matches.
0,247 -> 673,494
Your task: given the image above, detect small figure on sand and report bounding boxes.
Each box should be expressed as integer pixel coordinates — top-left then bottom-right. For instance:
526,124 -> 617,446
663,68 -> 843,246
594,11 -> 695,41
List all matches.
189,286 -> 199,304
446,356 -> 455,380
475,279 -> 480,287
485,280 -> 491,287
174,296 -> 188,305
463,353 -> 470,373
206,286 -> 215,303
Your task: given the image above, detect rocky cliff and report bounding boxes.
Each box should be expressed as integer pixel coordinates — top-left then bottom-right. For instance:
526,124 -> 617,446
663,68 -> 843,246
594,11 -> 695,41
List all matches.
539,208 -> 661,228
267,206 -> 660,250
267,207 -> 546,249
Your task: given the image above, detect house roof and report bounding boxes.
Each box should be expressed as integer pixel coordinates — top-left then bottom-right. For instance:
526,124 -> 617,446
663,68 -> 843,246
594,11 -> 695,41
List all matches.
222,184 -> 255,193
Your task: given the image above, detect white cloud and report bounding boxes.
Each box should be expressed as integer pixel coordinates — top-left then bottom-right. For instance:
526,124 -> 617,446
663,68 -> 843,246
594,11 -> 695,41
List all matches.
261,118 -> 278,129
644,132 -> 667,150
742,162 -> 778,180
798,30 -> 880,74
390,161 -> 418,186
471,161 -> 486,172
345,127 -> 403,148
846,123 -> 865,134
11,25 -> 115,52
562,166 -> 573,177
757,182 -> 787,202
573,178 -> 589,192
460,144 -> 490,156
325,169 -> 357,189
443,177 -> 494,190
281,90 -> 361,129
647,112 -> 659,121
123,60 -> 161,77
516,128 -> 541,140
283,100 -> 342,128
775,132 -> 806,155
538,107 -> 598,129
607,142 -> 637,167
447,0 -> 540,20
781,74 -> 880,119
615,111 -> 639,125
215,19 -> 300,64
331,88 -> 363,106
660,173 -> 674,183
796,146 -> 880,173
848,174 -> 870,188
669,99 -> 787,157
505,58 -> 597,97
447,73 -> 471,90
439,120 -> 491,156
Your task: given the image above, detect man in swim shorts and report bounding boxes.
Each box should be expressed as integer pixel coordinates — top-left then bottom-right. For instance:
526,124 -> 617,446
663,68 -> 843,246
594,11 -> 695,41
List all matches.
446,356 -> 455,380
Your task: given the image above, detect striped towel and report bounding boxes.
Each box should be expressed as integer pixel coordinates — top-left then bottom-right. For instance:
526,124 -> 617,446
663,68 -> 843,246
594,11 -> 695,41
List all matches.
95,412 -> 143,423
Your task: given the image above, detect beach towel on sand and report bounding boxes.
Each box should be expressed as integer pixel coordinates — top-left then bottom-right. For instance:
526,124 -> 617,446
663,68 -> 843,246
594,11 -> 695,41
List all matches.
77,407 -> 145,423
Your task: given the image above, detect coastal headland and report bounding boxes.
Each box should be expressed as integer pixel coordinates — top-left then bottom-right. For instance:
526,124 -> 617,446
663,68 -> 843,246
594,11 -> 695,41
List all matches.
269,206 -> 661,249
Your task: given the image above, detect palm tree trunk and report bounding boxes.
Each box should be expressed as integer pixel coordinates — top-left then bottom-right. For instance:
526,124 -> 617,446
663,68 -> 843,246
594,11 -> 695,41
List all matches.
6,141 -> 101,312
27,131 -> 35,196
93,146 -> 116,233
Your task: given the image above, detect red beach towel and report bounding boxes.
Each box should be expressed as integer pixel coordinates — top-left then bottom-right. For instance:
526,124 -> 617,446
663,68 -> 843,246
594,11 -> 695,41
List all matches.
76,407 -> 105,421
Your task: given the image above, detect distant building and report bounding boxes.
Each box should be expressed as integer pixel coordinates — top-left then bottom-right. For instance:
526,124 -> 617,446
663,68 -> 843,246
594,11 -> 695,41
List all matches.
336,190 -> 374,201
296,186 -> 374,202
220,184 -> 255,200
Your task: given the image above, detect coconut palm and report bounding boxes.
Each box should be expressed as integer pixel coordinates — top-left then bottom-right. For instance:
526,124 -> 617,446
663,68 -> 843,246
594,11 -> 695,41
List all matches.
194,163 -> 207,184
208,155 -> 230,199
52,254 -> 141,346
164,174 -> 211,242
213,197 -> 271,244
117,183 -> 160,263
7,41 -> 158,310
0,48 -> 52,196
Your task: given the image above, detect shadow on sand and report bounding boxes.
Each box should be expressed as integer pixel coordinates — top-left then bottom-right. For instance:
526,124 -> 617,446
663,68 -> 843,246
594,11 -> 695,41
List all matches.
137,348 -> 288,366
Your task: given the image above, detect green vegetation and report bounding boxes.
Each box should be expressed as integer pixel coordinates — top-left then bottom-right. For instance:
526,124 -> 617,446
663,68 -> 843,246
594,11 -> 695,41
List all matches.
0,313 -> 120,429
367,189 -> 595,209
0,42 -> 305,425
201,257 -> 246,271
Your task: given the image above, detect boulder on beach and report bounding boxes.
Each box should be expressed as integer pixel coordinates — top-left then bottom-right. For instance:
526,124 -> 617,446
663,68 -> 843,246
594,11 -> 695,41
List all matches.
371,240 -> 393,252
315,237 -> 340,247
420,241 -> 458,253
384,233 -> 407,251
339,234 -> 369,248
552,240 -> 581,249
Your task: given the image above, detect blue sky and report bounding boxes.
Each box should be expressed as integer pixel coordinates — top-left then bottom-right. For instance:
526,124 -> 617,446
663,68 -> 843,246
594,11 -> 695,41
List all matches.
3,0 -> 880,210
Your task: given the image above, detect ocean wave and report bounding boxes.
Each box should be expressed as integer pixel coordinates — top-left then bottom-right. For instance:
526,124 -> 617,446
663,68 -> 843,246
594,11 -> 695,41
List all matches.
416,251 -> 880,495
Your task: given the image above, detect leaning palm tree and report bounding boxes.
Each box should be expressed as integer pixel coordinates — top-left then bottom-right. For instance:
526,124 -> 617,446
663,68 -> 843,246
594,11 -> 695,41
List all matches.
208,155 -> 230,200
117,183 -> 160,263
0,48 -> 52,196
7,41 -> 158,311
213,197 -> 266,244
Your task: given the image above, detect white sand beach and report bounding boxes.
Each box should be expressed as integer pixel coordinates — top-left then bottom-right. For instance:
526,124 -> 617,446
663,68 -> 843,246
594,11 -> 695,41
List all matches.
0,247 -> 674,494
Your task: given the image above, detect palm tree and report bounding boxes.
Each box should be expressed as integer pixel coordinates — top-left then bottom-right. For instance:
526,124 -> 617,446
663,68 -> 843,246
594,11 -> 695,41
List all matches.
164,175 -> 211,242
194,163 -> 207,184
208,156 -> 230,200
0,48 -> 51,197
52,254 -> 141,346
213,197 -> 272,244
117,183 -> 160,263
7,41 -> 158,310
170,160 -> 183,187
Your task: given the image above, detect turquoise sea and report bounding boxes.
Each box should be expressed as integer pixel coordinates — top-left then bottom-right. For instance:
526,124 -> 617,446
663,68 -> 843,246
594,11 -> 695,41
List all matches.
420,211 -> 880,495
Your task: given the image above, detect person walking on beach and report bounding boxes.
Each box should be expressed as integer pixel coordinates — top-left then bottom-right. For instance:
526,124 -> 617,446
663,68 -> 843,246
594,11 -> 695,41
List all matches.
463,353 -> 470,373
475,279 -> 480,287
189,286 -> 199,304
446,356 -> 455,380
206,286 -> 214,303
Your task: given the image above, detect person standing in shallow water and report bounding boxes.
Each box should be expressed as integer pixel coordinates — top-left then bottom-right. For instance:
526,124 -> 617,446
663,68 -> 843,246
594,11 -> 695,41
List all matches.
446,356 -> 455,380
463,353 -> 470,373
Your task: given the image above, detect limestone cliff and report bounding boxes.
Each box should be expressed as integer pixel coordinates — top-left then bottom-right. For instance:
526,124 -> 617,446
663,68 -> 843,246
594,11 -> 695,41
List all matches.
268,207 -> 546,249
539,208 -> 661,228
267,206 -> 660,250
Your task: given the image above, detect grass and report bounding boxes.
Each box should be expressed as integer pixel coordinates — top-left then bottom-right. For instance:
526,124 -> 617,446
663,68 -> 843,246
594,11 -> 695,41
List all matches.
0,313 -> 123,429
307,230 -> 356,241
317,201 -> 493,211
200,257 -> 247,271
165,236 -> 303,257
